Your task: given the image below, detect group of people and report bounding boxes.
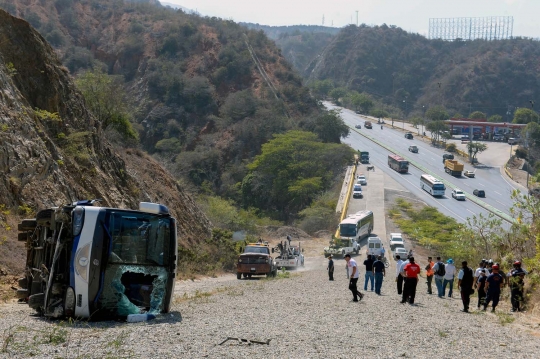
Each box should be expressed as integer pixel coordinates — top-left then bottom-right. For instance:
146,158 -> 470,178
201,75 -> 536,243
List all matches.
329,254 -> 527,313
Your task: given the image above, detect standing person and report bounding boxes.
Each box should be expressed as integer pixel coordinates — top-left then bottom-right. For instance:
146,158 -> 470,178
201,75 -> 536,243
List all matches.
395,255 -> 404,295
486,259 -> 494,274
473,259 -> 487,288
373,255 -> 386,295
508,261 -> 527,312
401,256 -> 421,304
363,255 -> 374,291
425,257 -> 435,294
344,254 -> 364,302
457,261 -> 474,312
432,257 -> 446,297
286,235 -> 291,246
484,264 -> 504,312
443,259 -> 456,297
381,246 -> 386,258
477,269 -> 487,309
327,255 -> 334,281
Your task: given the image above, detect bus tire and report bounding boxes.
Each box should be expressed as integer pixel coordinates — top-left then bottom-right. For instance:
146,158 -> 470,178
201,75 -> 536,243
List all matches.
18,219 -> 37,231
237,273 -> 241,280
36,209 -> 54,225
28,293 -> 45,309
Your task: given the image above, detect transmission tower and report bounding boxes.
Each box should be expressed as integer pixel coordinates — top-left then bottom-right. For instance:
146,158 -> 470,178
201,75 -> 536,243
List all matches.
428,16 -> 514,41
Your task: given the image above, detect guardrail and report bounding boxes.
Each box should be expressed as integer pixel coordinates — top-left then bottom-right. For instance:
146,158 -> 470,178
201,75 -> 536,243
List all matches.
349,126 -> 515,224
334,164 -> 357,238
504,166 -> 513,180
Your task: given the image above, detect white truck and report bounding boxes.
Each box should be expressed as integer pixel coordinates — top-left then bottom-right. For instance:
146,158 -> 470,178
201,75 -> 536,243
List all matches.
367,237 -> 383,257
274,241 -> 304,269
324,238 -> 360,257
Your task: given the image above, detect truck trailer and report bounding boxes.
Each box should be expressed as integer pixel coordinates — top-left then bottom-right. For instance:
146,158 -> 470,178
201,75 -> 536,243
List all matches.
444,159 -> 464,177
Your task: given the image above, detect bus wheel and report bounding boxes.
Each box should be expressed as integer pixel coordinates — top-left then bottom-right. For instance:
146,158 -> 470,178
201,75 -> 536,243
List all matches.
237,273 -> 241,280
242,273 -> 248,278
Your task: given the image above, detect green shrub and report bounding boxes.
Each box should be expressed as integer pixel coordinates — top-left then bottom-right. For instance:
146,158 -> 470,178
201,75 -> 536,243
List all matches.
446,143 -> 457,152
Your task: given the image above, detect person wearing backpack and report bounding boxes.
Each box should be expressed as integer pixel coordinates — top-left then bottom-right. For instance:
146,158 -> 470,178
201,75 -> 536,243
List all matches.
458,261 -> 474,312
432,257 -> 446,297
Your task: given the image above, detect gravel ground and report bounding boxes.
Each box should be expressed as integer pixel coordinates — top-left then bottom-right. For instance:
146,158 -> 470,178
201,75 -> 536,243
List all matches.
1,256 -> 540,358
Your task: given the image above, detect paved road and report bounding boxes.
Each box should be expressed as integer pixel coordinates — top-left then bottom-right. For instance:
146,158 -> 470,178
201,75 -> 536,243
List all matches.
327,103 -> 520,224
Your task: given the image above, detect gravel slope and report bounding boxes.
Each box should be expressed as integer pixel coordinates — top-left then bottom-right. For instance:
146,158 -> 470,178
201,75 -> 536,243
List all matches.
1,257 -> 539,358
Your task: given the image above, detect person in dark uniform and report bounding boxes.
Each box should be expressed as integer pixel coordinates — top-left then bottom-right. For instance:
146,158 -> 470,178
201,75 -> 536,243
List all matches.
508,261 -> 526,312
476,269 -> 487,309
457,261 -> 474,312
484,264 -> 504,312
327,255 -> 334,281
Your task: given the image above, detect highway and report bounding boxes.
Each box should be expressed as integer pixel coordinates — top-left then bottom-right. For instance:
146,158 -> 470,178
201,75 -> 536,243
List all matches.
326,103 -> 519,224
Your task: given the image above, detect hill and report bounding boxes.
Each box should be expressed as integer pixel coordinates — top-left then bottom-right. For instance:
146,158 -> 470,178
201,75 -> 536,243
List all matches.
0,0 -> 354,223
0,8 -> 210,276
306,24 -> 540,118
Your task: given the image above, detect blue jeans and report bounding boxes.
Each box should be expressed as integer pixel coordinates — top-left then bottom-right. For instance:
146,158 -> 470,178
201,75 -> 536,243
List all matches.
374,272 -> 384,294
364,271 -> 374,290
443,278 -> 454,297
435,277 -> 444,297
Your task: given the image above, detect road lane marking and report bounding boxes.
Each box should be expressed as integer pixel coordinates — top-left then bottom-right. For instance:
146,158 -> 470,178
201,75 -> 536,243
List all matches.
495,200 -> 506,206
478,183 -> 485,186
467,209 -> 475,215
494,191 -> 502,195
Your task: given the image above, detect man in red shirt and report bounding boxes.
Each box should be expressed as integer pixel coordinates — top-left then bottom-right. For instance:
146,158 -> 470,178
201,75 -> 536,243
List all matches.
401,256 -> 421,304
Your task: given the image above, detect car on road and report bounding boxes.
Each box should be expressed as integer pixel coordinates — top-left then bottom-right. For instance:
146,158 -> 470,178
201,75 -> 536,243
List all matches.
393,246 -> 408,260
353,184 -> 363,198
493,134 -> 504,141
452,188 -> 466,201
357,174 -> 367,185
508,138 -> 519,145
355,124 -> 362,129
405,132 -> 413,139
473,189 -> 486,198
408,145 -> 418,153
442,153 -> 454,163
389,233 -> 404,249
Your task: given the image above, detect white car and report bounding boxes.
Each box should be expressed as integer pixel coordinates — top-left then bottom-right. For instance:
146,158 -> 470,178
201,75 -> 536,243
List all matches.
452,188 -> 466,201
357,175 -> 367,185
389,233 -> 404,249
353,184 -> 363,198
393,247 -> 408,260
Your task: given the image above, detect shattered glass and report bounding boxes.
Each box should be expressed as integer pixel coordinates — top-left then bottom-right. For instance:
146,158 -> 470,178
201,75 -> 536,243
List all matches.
100,265 -> 169,316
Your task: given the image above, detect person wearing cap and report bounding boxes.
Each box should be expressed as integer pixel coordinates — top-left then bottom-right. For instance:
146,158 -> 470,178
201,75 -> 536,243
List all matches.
327,255 -> 334,281
400,256 -> 421,304
484,264 -> 504,312
508,261 -> 527,312
486,259 -> 494,274
425,257 -> 434,295
457,261 -> 474,312
476,269 -> 487,309
443,259 -> 456,297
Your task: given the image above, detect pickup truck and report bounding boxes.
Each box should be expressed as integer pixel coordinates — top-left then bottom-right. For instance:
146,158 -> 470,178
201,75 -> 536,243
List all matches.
364,121 -> 372,129
237,243 -> 277,279
324,238 -> 359,257
463,170 -> 475,178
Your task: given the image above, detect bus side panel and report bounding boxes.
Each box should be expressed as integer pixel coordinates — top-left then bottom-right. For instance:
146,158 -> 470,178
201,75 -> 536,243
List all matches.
88,210 -> 107,315
73,208 -> 101,318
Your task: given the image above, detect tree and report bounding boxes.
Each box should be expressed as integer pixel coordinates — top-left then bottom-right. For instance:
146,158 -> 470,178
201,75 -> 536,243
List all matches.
310,80 -> 334,99
425,106 -> 449,122
328,87 -> 348,105
513,108 -> 539,124
426,120 -> 447,143
488,114 -> 503,123
453,112 -> 463,119
466,142 -> 487,163
469,111 -> 486,120
75,69 -> 138,140
310,110 -> 349,143
349,92 -> 373,114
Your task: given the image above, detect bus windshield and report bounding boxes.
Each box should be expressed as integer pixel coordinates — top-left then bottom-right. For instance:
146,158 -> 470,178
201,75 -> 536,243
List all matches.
433,184 -> 445,190
340,224 -> 357,237
108,211 -> 173,266
400,161 -> 409,169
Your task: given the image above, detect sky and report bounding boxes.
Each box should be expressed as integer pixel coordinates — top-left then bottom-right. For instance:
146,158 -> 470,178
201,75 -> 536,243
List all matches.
161,0 -> 540,38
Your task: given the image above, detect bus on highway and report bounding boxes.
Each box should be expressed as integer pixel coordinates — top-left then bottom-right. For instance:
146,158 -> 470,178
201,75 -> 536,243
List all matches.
339,210 -> 374,241
420,174 -> 446,196
388,154 -> 409,173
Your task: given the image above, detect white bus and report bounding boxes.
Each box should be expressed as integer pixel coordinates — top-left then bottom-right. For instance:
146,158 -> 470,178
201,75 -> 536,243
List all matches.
339,210 -> 374,241
420,174 -> 446,196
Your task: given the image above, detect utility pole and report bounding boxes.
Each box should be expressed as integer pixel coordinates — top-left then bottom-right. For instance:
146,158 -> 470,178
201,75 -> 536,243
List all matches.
322,15 -> 325,26
356,11 -> 359,26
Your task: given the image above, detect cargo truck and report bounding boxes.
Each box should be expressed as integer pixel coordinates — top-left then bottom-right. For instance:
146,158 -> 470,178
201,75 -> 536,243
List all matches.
360,151 -> 370,163
364,121 -> 372,129
444,159 -> 464,177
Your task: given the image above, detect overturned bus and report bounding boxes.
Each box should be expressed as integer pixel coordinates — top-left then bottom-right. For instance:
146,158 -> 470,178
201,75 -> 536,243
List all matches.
16,200 -> 177,320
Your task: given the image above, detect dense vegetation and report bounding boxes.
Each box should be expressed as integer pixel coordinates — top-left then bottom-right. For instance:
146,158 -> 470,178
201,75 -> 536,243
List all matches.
0,0 -> 353,231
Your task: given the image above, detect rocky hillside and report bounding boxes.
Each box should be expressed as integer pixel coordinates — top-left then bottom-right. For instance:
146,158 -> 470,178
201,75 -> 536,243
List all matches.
0,0 -> 329,207
0,8 -> 210,274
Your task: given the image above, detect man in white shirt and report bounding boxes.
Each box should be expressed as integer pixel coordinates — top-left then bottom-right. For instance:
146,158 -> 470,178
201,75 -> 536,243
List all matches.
395,255 -> 404,295
443,259 -> 456,297
473,259 -> 487,287
432,256 -> 445,297
345,254 -> 364,302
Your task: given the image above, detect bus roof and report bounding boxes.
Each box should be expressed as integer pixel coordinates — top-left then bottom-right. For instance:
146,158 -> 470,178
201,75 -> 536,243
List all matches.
388,154 -> 406,161
421,174 -> 442,183
340,210 -> 373,225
